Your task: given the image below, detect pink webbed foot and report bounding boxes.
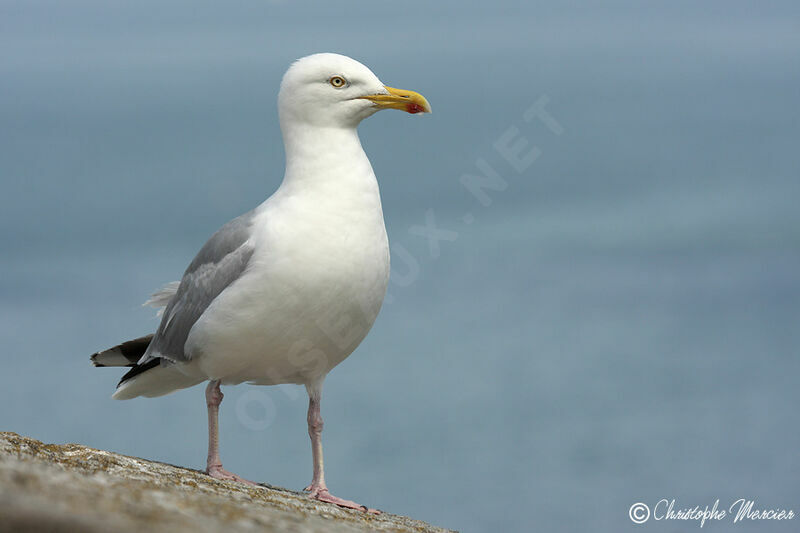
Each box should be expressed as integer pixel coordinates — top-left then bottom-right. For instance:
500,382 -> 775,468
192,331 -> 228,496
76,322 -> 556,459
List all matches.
305,484 -> 380,514
206,464 -> 259,486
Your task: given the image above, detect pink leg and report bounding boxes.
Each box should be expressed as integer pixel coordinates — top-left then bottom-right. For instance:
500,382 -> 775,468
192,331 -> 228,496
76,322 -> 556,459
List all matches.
205,380 -> 258,486
303,388 -> 379,514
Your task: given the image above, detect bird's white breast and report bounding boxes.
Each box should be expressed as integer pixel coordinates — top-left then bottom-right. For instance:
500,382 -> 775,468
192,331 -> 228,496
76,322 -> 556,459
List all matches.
184,160 -> 390,387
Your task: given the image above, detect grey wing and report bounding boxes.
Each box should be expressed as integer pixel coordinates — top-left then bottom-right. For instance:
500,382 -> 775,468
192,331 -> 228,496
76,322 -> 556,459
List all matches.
141,209 -> 258,364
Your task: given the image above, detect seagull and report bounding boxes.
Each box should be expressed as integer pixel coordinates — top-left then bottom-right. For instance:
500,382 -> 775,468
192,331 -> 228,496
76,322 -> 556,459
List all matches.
90,53 -> 430,513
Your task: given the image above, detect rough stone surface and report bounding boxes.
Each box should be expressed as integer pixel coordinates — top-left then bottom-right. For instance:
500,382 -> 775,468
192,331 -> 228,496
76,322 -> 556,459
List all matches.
0,432 -> 454,533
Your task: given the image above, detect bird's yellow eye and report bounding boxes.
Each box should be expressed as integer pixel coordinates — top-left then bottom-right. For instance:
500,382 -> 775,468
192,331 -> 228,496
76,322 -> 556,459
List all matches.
329,76 -> 346,88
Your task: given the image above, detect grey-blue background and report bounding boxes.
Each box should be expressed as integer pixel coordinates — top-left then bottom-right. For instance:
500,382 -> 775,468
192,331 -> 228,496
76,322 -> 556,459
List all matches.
2,1 -> 799,531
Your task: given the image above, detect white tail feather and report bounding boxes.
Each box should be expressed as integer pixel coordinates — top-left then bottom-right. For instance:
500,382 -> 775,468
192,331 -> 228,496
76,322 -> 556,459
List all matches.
112,364 -> 203,400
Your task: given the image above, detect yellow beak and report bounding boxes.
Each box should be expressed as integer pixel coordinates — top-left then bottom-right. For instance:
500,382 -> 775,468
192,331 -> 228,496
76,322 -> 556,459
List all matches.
358,86 -> 432,114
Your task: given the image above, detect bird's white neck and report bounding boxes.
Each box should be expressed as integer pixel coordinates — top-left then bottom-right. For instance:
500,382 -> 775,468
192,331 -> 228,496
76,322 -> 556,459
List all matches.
279,123 -> 377,196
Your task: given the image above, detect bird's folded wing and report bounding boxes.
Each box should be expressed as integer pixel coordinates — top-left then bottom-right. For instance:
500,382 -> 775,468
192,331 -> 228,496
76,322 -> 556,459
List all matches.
141,210 -> 258,364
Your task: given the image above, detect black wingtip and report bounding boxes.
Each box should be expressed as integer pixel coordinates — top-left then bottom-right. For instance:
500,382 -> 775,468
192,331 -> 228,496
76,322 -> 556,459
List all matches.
117,358 -> 161,387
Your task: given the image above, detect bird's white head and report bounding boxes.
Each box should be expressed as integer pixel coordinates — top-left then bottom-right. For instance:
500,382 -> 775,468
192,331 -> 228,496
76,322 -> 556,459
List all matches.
278,53 -> 431,129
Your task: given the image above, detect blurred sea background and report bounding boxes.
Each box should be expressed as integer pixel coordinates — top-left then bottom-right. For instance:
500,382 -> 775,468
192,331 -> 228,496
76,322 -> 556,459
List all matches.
1,1 -> 799,531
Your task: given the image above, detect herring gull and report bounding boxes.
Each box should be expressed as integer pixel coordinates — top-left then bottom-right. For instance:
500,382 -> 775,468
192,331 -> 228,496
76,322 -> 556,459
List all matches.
90,53 -> 431,512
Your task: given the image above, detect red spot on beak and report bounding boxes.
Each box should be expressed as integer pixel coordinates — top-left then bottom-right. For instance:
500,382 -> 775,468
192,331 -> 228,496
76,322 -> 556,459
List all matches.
406,102 -> 424,114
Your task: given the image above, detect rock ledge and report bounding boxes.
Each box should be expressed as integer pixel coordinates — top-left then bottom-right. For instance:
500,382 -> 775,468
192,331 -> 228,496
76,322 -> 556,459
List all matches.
0,432 -> 454,533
